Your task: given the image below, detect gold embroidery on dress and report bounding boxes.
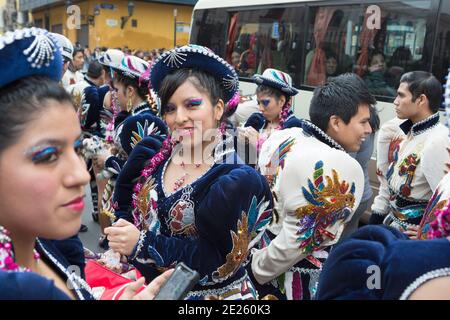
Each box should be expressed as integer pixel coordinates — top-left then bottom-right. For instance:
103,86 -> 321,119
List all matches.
137,177 -> 156,230
212,212 -> 250,281
101,179 -> 116,220
72,91 -> 81,112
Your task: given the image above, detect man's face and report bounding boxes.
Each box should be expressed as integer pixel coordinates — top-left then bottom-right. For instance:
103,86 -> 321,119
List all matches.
393,82 -> 421,120
331,104 -> 372,152
73,51 -> 84,70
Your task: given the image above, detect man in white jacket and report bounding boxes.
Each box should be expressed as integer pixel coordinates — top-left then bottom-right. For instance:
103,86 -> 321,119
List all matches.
369,71 -> 449,232
251,74 -> 373,299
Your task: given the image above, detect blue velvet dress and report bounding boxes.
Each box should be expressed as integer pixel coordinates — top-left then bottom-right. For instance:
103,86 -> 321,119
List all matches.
316,225 -> 450,300
114,134 -> 274,299
0,235 -> 93,300
244,111 -> 303,131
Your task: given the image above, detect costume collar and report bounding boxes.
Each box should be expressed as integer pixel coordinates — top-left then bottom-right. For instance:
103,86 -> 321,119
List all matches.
131,102 -> 150,115
301,120 -> 345,152
84,75 -> 97,87
35,239 -> 93,300
399,113 -> 440,136
262,110 -> 295,130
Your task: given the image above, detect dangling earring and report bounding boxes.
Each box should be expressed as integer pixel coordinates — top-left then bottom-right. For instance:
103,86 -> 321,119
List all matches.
127,98 -> 133,112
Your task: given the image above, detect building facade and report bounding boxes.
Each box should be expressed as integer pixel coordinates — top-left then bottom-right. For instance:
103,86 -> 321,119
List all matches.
19,0 -> 196,50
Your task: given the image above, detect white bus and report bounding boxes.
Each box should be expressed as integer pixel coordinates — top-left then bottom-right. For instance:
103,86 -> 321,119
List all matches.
189,0 -> 450,221
190,0 -> 449,120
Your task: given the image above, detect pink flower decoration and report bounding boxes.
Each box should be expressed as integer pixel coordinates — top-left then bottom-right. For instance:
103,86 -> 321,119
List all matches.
427,204 -> 450,239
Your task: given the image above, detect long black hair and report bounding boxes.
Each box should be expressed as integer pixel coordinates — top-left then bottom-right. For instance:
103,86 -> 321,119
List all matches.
114,71 -> 149,101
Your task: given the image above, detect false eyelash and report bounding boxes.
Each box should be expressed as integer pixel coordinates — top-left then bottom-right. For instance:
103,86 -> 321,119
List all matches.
189,98 -> 203,106
32,146 -> 58,162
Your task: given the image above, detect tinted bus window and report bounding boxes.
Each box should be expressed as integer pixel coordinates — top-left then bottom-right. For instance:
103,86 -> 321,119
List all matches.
190,9 -> 228,56
224,6 -> 305,86
304,1 -> 434,98
433,0 -> 450,84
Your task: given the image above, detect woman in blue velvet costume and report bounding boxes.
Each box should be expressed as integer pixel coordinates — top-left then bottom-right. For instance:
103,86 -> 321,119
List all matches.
0,28 -> 172,300
106,45 -> 274,300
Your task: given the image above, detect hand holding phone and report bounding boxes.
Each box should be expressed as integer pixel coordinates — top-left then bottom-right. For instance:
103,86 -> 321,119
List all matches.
153,262 -> 200,300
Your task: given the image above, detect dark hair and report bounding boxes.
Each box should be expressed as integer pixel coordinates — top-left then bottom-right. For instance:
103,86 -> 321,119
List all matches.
73,47 -> 84,57
159,68 -> 226,117
369,104 -> 380,132
87,61 -> 104,79
255,84 -> 287,102
255,84 -> 291,128
310,73 -> 376,132
399,71 -> 442,113
0,76 -> 73,152
325,49 -> 338,61
115,71 -> 149,101
368,50 -> 385,66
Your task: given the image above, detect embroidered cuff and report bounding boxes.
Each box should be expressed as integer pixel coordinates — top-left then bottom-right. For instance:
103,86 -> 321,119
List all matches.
128,230 -> 147,261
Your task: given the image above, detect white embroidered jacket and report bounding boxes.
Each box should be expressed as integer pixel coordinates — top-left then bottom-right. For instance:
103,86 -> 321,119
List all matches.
251,126 -> 364,285
371,114 -> 450,227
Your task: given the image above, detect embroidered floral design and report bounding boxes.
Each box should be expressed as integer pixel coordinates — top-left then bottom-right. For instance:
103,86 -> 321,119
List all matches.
388,137 -> 403,164
398,153 -> 420,197
386,137 -> 403,180
135,177 -> 157,230
212,196 -> 272,283
167,186 -> 197,236
130,120 -> 161,150
418,190 -> 447,239
427,204 -> 450,239
264,137 -> 295,188
295,161 -> 356,254
101,180 -> 117,221
72,90 -> 82,112
212,212 -> 250,282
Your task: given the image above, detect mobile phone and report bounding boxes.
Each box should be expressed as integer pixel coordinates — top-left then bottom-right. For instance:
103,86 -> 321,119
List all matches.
153,262 -> 200,300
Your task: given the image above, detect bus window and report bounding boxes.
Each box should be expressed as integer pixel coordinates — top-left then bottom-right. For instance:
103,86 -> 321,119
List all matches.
224,6 -> 305,86
190,9 -> 228,56
304,1 -> 433,98
432,0 -> 450,88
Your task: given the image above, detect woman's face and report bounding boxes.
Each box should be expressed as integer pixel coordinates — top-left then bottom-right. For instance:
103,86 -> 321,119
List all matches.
0,101 -> 90,240
256,91 -> 285,122
370,54 -> 386,72
163,79 -> 224,150
326,57 -> 338,76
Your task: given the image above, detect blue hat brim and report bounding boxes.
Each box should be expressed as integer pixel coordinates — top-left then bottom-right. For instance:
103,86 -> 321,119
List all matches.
0,28 -> 62,88
151,45 -> 239,104
252,74 -> 299,96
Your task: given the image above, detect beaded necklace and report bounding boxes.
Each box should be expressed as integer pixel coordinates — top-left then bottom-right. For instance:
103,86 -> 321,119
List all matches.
0,226 -> 40,272
172,161 -> 202,192
131,131 -> 234,228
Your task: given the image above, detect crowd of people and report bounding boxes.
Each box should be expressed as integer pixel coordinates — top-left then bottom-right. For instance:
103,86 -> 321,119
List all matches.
0,27 -> 449,300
